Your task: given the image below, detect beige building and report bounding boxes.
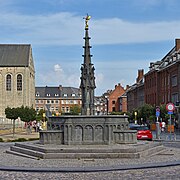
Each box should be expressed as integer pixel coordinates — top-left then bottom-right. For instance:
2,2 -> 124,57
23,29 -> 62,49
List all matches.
0,44 -> 35,118
35,85 -> 81,114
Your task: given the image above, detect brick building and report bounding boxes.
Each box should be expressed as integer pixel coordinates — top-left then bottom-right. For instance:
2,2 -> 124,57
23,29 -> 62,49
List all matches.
119,93 -> 128,112
35,85 -> 81,114
145,39 -> 180,106
108,83 -> 126,113
127,69 -> 145,112
0,44 -> 35,118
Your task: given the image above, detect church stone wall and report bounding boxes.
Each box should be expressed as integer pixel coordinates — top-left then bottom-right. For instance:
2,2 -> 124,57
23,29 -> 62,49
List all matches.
0,61 -> 35,118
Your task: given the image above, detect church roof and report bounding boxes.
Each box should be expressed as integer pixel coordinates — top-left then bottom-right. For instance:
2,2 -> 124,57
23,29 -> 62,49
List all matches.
0,44 -> 31,67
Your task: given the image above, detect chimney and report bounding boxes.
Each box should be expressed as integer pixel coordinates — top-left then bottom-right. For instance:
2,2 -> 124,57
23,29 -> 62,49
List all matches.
59,85 -> 62,91
175,39 -> 180,51
136,69 -> 144,83
126,85 -> 130,90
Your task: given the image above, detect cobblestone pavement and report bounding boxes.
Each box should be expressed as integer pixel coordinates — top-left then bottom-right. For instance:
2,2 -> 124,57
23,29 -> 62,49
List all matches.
0,166 -> 180,180
0,142 -> 180,179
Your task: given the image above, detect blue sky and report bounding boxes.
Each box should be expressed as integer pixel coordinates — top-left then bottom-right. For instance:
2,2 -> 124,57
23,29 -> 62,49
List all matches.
1,0 -> 180,95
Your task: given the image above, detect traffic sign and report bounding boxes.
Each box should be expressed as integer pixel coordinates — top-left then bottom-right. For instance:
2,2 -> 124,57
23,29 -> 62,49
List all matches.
156,111 -> 160,117
166,103 -> 175,112
156,107 -> 160,112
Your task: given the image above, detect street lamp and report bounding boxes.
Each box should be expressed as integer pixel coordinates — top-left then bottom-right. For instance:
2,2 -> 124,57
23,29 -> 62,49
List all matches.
134,111 -> 137,124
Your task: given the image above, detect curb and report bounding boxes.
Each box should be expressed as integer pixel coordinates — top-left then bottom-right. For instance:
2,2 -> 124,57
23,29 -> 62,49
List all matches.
0,161 -> 180,173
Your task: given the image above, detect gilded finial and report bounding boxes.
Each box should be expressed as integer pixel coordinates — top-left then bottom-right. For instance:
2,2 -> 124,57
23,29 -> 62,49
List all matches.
83,14 -> 91,29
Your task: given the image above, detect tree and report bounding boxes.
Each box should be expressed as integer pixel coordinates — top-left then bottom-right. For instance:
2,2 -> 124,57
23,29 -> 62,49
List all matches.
19,106 -> 36,122
36,109 -> 46,121
5,107 -> 19,137
70,105 -> 81,115
138,104 -> 154,122
5,106 -> 37,136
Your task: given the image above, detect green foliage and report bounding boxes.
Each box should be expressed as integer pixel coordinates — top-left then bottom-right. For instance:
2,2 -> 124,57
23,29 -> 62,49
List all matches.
0,138 -> 4,142
36,109 -> 48,121
69,105 -> 81,115
138,104 -> 154,121
7,138 -> 28,142
5,107 -> 19,120
130,104 -> 155,123
159,104 -> 167,120
110,111 -> 128,115
28,138 -> 39,141
18,106 -> 36,122
128,103 -> 179,123
5,106 -> 36,122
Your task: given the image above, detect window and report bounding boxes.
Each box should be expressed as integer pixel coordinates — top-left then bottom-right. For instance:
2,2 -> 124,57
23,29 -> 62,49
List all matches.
172,93 -> 178,104
51,100 -> 54,104
72,93 -> 75,97
6,74 -> 11,91
46,94 -> 50,96
112,100 -> 115,104
36,93 -> 40,97
47,100 -> 50,104
63,94 -> 67,97
17,74 -> 22,91
62,107 -> 65,112
172,75 -> 177,87
55,100 -> 59,104
66,106 -> 69,112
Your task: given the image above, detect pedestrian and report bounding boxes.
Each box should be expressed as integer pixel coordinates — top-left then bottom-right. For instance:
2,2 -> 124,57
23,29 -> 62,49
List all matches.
37,122 -> 40,132
161,121 -> 166,132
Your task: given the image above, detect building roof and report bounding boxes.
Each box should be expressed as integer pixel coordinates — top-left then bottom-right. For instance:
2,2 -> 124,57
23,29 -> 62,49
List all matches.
35,86 -> 81,99
0,44 -> 31,67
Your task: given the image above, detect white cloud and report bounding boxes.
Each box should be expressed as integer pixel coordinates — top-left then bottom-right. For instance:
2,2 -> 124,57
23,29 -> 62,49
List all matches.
54,64 -> 63,72
0,11 -> 180,45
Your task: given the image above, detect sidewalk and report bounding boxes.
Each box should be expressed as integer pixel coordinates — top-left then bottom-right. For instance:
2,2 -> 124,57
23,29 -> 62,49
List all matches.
152,129 -> 180,141
0,129 -> 39,141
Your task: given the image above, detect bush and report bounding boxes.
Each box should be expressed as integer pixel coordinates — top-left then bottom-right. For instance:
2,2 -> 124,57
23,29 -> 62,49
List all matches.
0,138 -> 4,142
7,138 -> 27,142
28,138 -> 39,141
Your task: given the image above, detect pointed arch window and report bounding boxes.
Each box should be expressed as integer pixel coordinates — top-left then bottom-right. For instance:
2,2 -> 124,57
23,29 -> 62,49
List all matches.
17,74 -> 22,91
6,74 -> 11,91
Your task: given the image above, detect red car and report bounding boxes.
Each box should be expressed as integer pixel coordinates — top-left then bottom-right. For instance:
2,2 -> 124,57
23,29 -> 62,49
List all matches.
129,124 -> 153,141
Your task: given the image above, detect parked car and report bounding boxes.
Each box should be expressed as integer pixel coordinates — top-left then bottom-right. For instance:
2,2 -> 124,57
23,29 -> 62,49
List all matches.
129,124 -> 153,141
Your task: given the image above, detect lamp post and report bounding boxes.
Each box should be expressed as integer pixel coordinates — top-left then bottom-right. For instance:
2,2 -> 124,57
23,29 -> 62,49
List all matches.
42,112 -> 46,129
134,111 -> 137,124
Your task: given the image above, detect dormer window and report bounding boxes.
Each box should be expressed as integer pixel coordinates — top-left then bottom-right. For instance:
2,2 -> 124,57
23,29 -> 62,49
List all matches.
55,94 -> 59,97
46,93 -> 50,96
36,92 -> 40,97
72,93 -> 76,97
63,94 -> 67,97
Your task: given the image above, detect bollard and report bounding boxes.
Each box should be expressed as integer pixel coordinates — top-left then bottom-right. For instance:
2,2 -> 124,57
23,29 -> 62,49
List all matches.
156,122 -> 160,139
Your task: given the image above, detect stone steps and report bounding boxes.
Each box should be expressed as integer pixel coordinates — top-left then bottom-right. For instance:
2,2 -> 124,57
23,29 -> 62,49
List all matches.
6,141 -> 166,159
